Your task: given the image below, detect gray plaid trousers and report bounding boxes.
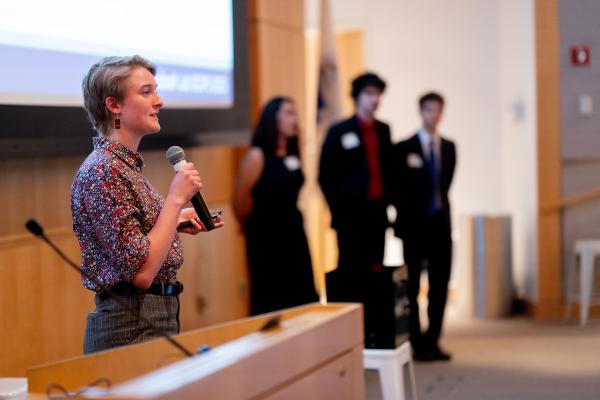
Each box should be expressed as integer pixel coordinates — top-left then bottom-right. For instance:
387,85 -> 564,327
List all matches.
83,293 -> 180,354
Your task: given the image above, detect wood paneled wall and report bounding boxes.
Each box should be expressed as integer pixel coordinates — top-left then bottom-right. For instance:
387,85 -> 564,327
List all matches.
1,155 -> 94,375
1,0 -> 307,376
0,146 -> 249,376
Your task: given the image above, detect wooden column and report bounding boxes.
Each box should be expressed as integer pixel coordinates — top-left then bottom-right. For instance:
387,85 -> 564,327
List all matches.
248,0 -> 306,120
535,0 -> 563,319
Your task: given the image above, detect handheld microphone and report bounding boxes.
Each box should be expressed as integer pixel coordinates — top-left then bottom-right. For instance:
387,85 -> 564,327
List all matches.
166,146 -> 216,231
25,219 -> 194,358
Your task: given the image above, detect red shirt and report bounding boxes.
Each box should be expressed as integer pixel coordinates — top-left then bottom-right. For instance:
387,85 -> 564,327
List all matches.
358,117 -> 384,201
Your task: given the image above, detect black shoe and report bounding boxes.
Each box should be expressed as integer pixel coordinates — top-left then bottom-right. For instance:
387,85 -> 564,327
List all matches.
413,350 -> 436,362
430,346 -> 452,361
413,346 -> 452,362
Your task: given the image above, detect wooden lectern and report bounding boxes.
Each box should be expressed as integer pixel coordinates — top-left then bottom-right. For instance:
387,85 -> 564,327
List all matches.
26,303 -> 364,399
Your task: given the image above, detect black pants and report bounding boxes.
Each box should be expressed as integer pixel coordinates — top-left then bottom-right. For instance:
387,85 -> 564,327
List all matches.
326,202 -> 389,347
327,200 -> 387,303
403,212 -> 452,351
326,225 -> 386,303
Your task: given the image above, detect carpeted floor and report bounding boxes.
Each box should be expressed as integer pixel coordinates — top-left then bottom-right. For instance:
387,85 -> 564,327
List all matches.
366,317 -> 600,400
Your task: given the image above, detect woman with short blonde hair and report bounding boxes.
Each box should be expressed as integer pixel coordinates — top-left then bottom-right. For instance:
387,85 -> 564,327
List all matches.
72,55 -> 223,353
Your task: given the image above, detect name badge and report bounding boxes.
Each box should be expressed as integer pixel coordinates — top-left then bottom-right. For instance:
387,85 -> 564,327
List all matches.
407,153 -> 424,168
284,155 -> 301,171
341,132 -> 360,150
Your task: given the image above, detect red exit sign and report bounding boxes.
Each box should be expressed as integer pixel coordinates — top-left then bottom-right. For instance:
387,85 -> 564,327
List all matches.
571,46 -> 591,66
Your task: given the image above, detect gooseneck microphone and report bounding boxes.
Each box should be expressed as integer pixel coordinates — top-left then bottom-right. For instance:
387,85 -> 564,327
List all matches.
25,219 -> 194,357
166,146 -> 216,231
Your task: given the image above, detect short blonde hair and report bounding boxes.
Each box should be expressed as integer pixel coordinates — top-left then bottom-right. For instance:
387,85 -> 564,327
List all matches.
82,55 -> 156,137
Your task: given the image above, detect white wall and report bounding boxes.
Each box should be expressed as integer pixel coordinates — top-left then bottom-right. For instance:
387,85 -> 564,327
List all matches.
307,0 -> 538,300
497,0 -> 538,300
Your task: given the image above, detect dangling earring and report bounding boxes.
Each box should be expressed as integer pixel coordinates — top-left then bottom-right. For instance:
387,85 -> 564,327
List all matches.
115,116 -> 121,129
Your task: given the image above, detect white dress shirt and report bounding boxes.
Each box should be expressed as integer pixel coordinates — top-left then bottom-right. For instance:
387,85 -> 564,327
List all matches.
417,128 -> 440,164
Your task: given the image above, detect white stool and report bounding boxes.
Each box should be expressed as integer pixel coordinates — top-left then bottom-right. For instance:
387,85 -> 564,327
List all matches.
564,239 -> 600,327
0,378 -> 27,400
363,341 -> 418,400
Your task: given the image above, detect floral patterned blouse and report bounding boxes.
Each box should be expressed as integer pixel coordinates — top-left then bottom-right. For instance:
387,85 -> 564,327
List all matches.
71,137 -> 183,291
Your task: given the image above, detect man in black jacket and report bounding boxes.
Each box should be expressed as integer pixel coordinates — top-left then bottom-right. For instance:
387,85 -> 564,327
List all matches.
392,92 -> 456,361
319,73 -> 393,343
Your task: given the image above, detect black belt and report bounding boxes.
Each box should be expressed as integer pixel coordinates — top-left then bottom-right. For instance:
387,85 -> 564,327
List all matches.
101,281 -> 184,297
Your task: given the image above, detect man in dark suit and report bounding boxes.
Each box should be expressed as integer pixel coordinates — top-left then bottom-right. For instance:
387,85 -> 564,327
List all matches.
392,92 -> 456,361
318,73 -> 393,328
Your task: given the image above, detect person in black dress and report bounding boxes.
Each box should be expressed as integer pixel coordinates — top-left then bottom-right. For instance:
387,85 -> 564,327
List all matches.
233,96 -> 318,315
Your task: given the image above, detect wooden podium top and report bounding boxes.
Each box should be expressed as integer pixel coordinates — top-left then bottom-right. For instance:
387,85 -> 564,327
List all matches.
27,303 -> 364,399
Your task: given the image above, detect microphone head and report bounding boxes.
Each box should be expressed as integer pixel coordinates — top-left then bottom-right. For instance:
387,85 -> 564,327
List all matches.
25,219 -> 44,237
166,146 -> 185,166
